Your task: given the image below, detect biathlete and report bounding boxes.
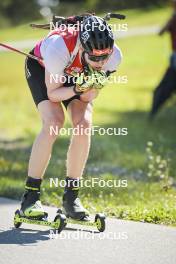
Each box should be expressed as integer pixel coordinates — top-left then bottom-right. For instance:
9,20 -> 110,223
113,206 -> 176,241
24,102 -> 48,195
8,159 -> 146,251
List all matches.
20,15 -> 122,220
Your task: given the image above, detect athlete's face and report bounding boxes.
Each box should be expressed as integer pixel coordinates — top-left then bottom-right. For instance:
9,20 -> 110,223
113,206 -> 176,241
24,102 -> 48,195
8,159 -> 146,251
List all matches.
84,53 -> 109,70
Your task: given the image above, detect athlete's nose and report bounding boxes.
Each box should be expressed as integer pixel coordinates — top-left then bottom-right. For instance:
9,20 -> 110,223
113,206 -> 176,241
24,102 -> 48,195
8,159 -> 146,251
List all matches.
95,60 -> 105,68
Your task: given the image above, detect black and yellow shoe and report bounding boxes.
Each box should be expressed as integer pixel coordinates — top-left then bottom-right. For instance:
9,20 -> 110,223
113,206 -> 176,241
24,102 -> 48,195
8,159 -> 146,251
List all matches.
20,190 -> 45,219
62,177 -> 90,220
19,177 -> 45,219
63,196 -> 90,220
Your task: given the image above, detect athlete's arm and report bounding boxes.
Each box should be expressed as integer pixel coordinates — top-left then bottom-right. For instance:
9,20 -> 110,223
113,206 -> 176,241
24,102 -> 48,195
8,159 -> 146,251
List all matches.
46,70 -> 99,103
45,70 -> 76,102
80,89 -> 99,102
41,35 -> 77,102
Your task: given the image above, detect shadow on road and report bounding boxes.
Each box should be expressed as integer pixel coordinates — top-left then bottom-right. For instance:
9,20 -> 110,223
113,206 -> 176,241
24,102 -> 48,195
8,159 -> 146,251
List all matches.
0,226 -> 99,245
0,228 -> 50,245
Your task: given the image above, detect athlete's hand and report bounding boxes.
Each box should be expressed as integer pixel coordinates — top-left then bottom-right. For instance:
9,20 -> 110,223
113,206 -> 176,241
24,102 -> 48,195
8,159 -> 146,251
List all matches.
80,88 -> 99,102
89,68 -> 108,90
74,65 -> 108,93
75,72 -> 94,92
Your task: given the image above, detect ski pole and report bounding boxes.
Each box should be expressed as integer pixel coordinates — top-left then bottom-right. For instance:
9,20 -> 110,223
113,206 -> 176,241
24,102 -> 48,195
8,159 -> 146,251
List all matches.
0,42 -> 43,63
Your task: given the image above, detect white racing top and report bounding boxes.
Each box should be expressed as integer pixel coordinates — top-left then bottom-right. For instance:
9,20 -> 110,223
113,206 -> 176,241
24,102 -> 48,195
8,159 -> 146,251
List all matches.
40,34 -> 122,76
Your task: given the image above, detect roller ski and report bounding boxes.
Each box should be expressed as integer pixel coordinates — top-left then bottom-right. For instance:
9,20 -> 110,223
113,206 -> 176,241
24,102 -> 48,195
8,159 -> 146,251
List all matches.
14,209 -> 66,233
14,177 -> 105,233
14,177 -> 67,233
57,207 -> 106,233
58,177 -> 106,232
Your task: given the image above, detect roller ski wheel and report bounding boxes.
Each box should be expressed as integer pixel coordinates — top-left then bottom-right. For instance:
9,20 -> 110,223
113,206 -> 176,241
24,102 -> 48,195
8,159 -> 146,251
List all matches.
54,213 -> 67,232
14,209 -> 22,228
56,209 -> 67,228
57,208 -> 63,214
95,213 -> 106,232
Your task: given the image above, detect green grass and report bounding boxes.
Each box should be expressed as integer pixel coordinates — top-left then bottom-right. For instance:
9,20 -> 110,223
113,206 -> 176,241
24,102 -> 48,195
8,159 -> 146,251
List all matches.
0,22 -> 46,42
0,7 -> 176,226
118,6 -> 171,27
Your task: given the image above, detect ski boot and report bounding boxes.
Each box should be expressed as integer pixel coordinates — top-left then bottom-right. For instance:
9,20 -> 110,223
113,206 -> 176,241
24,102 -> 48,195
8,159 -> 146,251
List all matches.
57,177 -> 106,232
14,177 -> 66,233
63,193 -> 90,221
19,189 -> 46,219
62,177 -> 89,220
58,191 -> 106,232
14,190 -> 66,232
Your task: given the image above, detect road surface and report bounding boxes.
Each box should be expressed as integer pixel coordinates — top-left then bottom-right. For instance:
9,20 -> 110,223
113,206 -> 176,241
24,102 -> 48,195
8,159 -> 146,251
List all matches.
0,197 -> 175,264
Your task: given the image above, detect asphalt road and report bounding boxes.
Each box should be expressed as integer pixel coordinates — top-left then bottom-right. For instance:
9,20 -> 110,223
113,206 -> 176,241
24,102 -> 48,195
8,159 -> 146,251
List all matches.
0,197 -> 175,264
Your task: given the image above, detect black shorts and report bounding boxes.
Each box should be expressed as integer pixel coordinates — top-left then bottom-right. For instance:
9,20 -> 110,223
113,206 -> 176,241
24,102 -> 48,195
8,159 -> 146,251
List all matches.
25,51 -> 80,108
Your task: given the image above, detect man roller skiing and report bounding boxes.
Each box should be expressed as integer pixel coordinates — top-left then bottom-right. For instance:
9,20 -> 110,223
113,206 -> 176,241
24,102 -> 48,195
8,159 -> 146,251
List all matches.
20,15 -> 122,220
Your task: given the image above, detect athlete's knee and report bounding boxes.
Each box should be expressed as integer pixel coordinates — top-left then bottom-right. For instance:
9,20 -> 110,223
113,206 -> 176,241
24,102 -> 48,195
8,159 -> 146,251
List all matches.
42,115 -> 65,137
73,117 -> 92,130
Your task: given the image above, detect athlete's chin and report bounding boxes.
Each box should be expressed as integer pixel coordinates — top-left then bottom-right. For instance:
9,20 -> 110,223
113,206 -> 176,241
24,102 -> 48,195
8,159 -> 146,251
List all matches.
92,66 -> 102,71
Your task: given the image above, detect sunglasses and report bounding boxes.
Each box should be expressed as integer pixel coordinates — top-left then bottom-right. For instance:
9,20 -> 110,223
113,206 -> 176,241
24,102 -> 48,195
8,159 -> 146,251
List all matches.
87,53 -> 111,62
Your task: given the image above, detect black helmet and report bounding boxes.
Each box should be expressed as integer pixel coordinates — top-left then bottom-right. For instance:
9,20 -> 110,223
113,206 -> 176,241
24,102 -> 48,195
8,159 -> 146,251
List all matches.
80,16 -> 114,57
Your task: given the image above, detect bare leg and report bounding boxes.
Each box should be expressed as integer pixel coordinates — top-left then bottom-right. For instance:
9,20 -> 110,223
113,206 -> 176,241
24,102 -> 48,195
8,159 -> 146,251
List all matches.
66,100 -> 93,179
28,100 -> 65,179
62,100 -> 92,219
